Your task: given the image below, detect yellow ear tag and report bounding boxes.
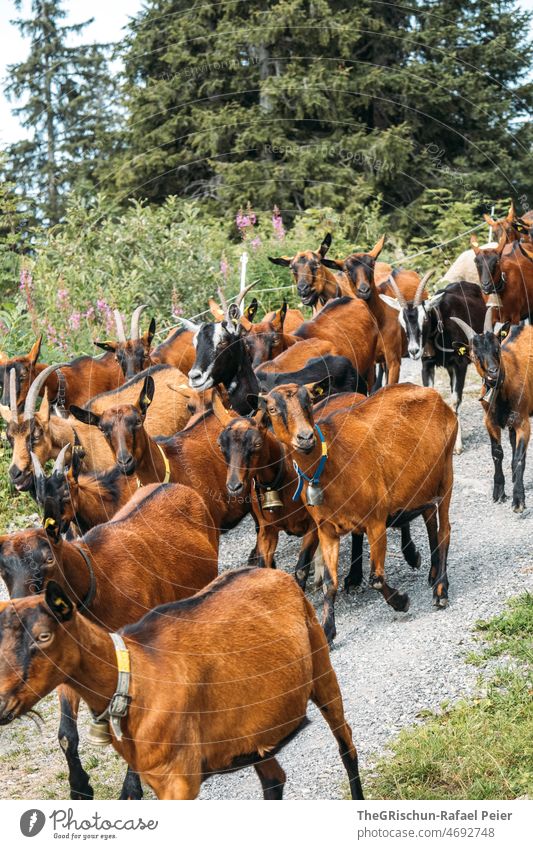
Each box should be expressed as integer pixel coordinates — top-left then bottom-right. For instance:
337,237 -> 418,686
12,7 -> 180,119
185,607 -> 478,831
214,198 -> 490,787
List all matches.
54,598 -> 68,612
458,346 -> 466,356
500,331 -> 508,339
44,517 -> 56,529
315,387 -> 323,395
142,396 -> 151,406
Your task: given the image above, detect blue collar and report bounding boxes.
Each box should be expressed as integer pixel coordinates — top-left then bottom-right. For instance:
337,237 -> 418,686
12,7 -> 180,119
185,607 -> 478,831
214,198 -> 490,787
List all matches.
292,423 -> 328,502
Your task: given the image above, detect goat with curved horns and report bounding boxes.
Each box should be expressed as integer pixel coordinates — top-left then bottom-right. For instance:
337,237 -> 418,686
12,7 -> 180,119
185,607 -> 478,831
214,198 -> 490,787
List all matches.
0,569 -> 364,799
95,305 -> 156,380
450,308 -> 533,512
380,278 -> 486,454
186,280 -> 262,414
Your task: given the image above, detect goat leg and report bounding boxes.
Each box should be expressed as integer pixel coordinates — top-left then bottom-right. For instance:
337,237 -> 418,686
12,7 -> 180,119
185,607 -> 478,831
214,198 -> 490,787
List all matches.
57,687 -> 93,800
254,757 -> 286,799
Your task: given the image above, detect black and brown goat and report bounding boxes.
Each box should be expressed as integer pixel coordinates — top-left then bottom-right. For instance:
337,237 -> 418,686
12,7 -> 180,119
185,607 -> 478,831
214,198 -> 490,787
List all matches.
70,374 -> 250,532
261,382 -> 457,641
451,310 -> 533,512
94,305 -> 156,380
381,280 -> 487,453
0,480 -> 219,800
0,570 -> 364,799
31,443 -> 138,534
0,336 -> 124,414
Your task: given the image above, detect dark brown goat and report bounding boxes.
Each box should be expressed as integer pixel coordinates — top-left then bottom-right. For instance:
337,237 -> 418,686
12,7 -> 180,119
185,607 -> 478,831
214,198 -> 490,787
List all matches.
70,375 -> 250,532
0,570 -> 363,799
31,444 -> 138,534
261,382 -> 457,641
95,305 -> 156,380
0,480 -> 218,800
451,310 -> 533,512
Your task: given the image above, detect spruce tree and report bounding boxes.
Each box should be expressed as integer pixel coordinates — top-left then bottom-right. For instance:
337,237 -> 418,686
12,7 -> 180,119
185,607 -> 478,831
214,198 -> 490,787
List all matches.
5,0 -> 119,224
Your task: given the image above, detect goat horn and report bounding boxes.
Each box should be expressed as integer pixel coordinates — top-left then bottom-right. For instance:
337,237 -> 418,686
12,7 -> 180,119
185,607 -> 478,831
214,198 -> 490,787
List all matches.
217,285 -> 231,323
450,316 -> 477,342
23,363 -> 70,422
386,275 -> 408,309
130,304 -> 147,340
176,316 -> 200,333
53,442 -> 70,476
30,451 -> 45,481
8,369 -> 18,420
234,278 -> 261,310
414,269 -> 435,307
114,310 -> 127,343
484,306 -> 494,334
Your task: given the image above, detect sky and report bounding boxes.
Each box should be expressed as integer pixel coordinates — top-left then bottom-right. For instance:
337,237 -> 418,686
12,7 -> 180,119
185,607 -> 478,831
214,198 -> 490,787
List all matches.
0,0 -> 532,148
0,0 -> 143,145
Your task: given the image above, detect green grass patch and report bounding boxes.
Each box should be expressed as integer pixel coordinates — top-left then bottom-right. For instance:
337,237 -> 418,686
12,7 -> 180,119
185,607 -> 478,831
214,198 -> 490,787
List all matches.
365,594 -> 533,800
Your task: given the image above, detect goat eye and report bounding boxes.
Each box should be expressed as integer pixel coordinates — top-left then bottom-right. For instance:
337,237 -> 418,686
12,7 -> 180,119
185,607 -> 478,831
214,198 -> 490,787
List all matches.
268,407 -> 278,415
36,632 -> 52,643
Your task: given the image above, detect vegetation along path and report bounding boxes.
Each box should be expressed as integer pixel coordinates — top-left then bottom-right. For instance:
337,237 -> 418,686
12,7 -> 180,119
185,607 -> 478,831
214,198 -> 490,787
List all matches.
0,361 -> 531,799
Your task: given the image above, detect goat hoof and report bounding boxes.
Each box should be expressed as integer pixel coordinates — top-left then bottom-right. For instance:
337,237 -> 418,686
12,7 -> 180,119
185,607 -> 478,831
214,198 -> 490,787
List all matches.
493,488 -> 506,503
513,502 -> 525,514
344,577 -> 363,594
453,446 -> 463,456
369,576 -> 383,591
390,592 -> 410,613
409,551 -> 421,570
433,596 -> 449,609
70,785 -> 94,801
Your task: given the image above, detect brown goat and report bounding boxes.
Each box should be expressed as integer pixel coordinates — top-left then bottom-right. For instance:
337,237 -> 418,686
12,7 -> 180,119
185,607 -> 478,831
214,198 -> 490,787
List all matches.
0,570 -> 364,799
471,234 -> 533,323
244,301 -> 299,367
261,382 -> 457,642
70,374 -> 250,532
0,336 -> 124,413
0,480 -> 219,800
483,202 -> 533,245
451,311 -> 533,512
95,305 -> 156,380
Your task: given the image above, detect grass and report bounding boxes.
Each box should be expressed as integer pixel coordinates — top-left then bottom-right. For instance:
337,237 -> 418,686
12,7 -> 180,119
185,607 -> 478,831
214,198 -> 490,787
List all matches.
365,594 -> 533,800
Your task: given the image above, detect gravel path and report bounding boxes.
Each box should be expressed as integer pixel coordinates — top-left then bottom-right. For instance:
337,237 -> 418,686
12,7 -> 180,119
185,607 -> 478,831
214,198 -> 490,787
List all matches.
0,360 -> 531,799
202,359 -> 533,799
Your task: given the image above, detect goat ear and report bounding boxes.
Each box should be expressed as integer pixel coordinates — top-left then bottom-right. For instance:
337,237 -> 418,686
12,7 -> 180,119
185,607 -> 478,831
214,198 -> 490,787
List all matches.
379,294 -> 402,311
321,257 -> 344,271
209,298 -> 225,322
139,375 -> 155,417
146,318 -> 156,345
69,405 -> 101,428
94,340 -> 118,353
268,256 -> 291,267
470,235 -> 481,254
318,233 -> 332,258
211,389 -> 233,427
452,341 -> 470,357
483,213 -> 497,228
271,300 -> 287,332
369,235 -> 385,258
0,404 -> 10,423
45,581 -> 74,622
244,297 -> 259,323
28,335 -> 42,365
40,388 -> 51,423
497,322 -> 511,340
305,377 -> 330,401
507,201 -> 516,221
43,499 -> 62,544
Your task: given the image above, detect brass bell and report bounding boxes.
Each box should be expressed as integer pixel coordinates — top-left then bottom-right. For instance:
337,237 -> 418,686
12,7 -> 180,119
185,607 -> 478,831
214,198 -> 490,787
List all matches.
261,488 -> 283,510
87,718 -> 112,746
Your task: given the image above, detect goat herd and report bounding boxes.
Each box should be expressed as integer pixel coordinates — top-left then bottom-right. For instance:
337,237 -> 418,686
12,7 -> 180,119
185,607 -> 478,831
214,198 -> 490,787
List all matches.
0,203 -> 532,800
